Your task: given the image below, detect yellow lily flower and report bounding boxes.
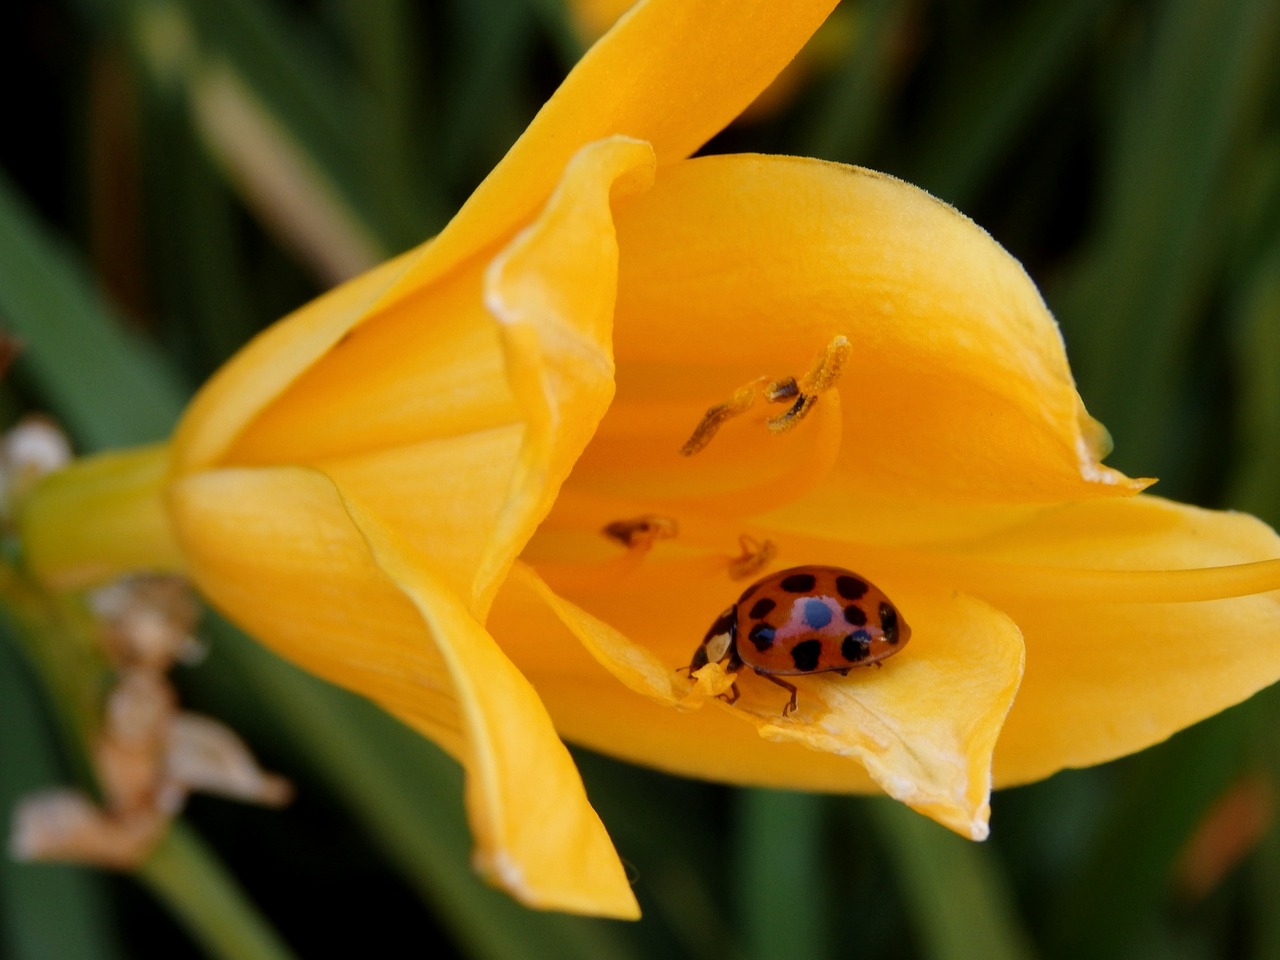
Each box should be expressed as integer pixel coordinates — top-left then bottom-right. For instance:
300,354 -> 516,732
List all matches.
20,0 -> 1280,920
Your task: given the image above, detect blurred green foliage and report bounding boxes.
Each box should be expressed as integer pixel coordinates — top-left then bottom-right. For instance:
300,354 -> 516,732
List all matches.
1,0 -> 1279,957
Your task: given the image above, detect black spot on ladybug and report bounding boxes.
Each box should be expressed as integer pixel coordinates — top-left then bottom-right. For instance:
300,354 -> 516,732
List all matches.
836,575 -> 868,600
879,603 -> 899,644
790,639 -> 823,672
748,623 -> 776,651
780,573 -> 817,593
842,630 -> 872,662
748,597 -> 776,620
705,609 -> 735,642
802,598 -> 833,629
843,604 -> 867,626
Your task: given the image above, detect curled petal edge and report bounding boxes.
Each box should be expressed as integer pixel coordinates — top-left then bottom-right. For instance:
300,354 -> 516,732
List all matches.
473,136 -> 657,615
375,0 -> 841,311
335,490 -> 639,918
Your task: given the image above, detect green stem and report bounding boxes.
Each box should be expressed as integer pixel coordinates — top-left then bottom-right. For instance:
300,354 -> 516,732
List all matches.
137,823 -> 297,960
0,558 -> 294,960
868,799 -> 1035,960
17,444 -> 185,591
736,789 -> 827,960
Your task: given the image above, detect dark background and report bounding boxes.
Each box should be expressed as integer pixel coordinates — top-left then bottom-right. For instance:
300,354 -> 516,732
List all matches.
2,1 -> 1279,958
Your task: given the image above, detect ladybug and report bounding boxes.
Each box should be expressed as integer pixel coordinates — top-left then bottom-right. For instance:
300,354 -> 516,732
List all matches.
688,565 -> 910,716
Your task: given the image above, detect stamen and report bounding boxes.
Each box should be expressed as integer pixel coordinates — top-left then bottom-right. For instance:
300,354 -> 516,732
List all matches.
800,335 -> 851,394
767,393 -> 816,433
679,336 -> 850,455
764,377 -> 799,403
601,514 -> 679,552
728,536 -> 777,581
679,381 -> 764,456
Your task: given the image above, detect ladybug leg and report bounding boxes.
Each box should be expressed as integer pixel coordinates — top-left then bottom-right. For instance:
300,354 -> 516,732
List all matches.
715,649 -> 744,706
757,673 -> 799,716
717,682 -> 741,706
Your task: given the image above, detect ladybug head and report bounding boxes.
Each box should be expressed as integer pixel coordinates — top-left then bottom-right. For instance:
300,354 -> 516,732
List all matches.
689,606 -> 738,674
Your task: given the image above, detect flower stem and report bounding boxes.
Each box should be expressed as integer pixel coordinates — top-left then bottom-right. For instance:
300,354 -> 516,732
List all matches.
137,822 -> 297,960
868,798 -> 1034,960
17,444 -> 186,590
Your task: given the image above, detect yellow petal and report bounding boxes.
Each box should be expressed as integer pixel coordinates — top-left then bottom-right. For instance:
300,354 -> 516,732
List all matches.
504,562 -> 683,705
995,589 -> 1280,785
225,137 -> 655,615
499,550 -> 1023,839
583,155 -> 1143,544
168,466 -> 466,755
382,0 -> 840,308
532,673 -> 885,793
489,563 -> 879,791
314,426 -> 525,608
218,250 -> 516,467
178,3 -> 839,471
169,466 -> 637,917
336,493 -> 638,918
563,378 -> 846,519
22,444 -> 186,590
476,136 -> 656,613
931,495 -> 1280,784
748,584 -> 1023,840
173,248 -> 422,471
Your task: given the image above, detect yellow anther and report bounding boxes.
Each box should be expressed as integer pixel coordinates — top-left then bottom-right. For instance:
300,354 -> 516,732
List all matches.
766,393 -> 816,434
727,536 -> 777,581
679,336 -> 850,455
601,514 -> 679,552
763,377 -> 799,403
679,383 -> 761,456
800,335 -> 851,394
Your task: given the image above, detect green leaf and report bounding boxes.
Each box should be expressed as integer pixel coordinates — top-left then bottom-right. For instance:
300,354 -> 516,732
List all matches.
330,0 -> 449,245
1051,0 -> 1280,480
1046,706 -> 1255,960
1248,691 -> 1280,960
0,627 -> 123,960
798,0 -> 906,166
736,789 -> 828,960
112,0 -> 397,280
0,172 -> 187,449
437,0 -> 538,192
139,102 -> 259,375
1226,200 -> 1280,524
869,799 -> 1036,960
138,823 -> 298,960
904,0 -> 1118,206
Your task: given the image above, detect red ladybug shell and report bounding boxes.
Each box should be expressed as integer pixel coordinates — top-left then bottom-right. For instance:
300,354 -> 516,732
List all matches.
689,566 -> 910,712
